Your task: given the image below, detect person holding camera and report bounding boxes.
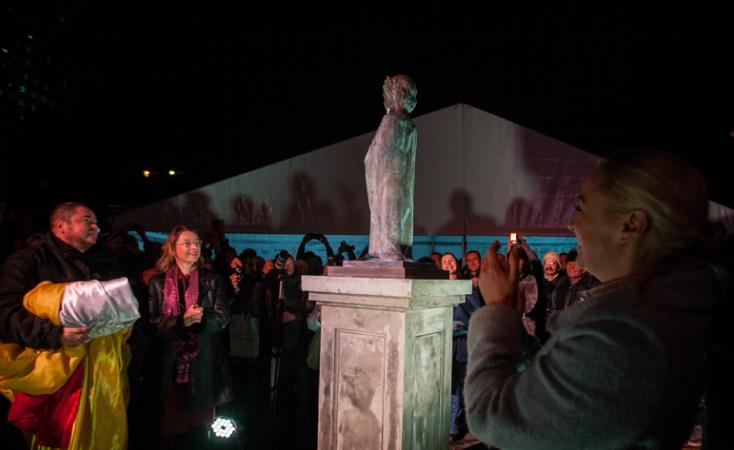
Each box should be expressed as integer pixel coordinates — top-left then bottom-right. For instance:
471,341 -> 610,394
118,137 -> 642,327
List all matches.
296,233 -> 336,267
335,241 -> 357,264
262,249 -> 311,448
226,251 -> 263,358
466,150 -> 722,449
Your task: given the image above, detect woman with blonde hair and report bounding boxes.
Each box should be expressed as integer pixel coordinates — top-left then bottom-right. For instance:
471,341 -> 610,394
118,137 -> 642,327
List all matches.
147,225 -> 232,448
466,150 -> 721,449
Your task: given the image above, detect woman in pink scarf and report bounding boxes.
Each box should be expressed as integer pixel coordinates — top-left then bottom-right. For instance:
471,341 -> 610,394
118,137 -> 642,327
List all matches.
147,226 -> 232,449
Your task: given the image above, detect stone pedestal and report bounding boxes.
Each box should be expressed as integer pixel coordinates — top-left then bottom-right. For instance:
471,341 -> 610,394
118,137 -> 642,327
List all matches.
302,275 -> 471,450
328,260 -> 448,280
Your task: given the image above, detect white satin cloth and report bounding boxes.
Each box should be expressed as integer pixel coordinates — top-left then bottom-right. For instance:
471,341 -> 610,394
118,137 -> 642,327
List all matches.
59,277 -> 140,340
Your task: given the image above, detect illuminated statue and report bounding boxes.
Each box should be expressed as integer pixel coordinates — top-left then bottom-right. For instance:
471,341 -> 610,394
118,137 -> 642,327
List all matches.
364,75 -> 417,261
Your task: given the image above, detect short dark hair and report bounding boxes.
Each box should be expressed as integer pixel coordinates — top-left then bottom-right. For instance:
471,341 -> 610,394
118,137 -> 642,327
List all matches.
49,202 -> 91,228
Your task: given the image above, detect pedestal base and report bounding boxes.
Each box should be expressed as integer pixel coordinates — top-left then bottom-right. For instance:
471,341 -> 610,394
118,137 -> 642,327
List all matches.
303,275 -> 471,450
327,260 -> 447,279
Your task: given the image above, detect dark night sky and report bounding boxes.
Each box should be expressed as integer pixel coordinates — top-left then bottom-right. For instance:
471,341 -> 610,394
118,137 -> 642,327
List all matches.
3,3 -> 734,219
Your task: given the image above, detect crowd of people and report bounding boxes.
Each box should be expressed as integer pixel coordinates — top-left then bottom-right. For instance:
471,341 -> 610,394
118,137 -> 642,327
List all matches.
0,211 -> 373,449
0,149 -> 732,450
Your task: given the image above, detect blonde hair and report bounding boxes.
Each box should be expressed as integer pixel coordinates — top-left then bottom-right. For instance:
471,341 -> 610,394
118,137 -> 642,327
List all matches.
597,150 -> 710,266
155,225 -> 204,273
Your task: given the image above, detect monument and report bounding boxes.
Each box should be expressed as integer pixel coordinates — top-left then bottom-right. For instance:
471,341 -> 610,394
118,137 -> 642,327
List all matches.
364,74 -> 418,261
303,75 -> 471,449
330,74 -> 439,279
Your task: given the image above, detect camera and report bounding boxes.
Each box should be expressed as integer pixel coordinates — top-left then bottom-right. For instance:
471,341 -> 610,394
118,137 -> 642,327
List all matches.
510,232 -> 517,243
273,268 -> 288,280
234,266 -> 242,275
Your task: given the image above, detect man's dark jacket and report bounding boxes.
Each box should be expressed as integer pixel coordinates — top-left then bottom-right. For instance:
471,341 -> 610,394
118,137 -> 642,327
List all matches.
0,232 -> 123,349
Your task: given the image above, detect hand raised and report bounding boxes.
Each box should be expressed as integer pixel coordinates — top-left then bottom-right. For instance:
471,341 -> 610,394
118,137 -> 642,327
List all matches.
229,273 -> 241,291
478,240 -> 519,306
262,259 -> 274,275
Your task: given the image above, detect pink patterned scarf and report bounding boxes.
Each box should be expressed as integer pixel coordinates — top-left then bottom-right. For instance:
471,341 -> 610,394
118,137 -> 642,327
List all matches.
162,265 -> 200,383
162,265 -> 199,317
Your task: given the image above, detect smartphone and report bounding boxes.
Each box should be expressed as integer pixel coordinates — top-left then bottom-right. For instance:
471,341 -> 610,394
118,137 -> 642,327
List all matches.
510,232 -> 517,243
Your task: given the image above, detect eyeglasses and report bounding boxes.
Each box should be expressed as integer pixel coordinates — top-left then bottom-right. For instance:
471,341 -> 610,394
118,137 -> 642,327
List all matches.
176,240 -> 203,248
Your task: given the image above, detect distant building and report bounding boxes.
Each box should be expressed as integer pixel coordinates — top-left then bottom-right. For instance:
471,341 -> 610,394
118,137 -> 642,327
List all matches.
1,1 -> 80,203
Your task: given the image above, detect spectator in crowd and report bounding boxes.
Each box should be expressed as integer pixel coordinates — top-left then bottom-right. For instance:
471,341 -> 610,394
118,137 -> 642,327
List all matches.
260,249 -> 311,448
430,251 -> 442,269
547,260 -> 600,315
441,252 -> 459,280
451,250 -> 485,443
147,225 -> 232,449
558,252 -> 569,271
461,250 -> 482,290
541,251 -> 563,292
466,150 -> 721,449
512,247 -> 540,336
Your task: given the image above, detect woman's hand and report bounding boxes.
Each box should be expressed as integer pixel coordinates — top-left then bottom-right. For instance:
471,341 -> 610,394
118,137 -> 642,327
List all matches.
229,257 -> 243,291
478,240 -> 519,306
229,273 -> 241,292
183,305 -> 204,327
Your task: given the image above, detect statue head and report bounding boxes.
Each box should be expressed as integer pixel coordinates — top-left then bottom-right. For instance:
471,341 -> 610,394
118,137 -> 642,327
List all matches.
383,74 -> 417,114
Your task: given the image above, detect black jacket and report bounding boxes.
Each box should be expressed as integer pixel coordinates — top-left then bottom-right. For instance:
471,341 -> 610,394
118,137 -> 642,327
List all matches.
0,232 -> 123,349
147,270 -> 233,412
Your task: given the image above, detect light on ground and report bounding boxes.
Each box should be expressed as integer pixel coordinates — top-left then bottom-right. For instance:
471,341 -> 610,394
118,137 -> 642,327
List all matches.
210,417 -> 237,439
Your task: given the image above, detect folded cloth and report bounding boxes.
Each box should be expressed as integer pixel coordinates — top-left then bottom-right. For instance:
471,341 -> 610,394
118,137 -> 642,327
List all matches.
59,277 -> 140,341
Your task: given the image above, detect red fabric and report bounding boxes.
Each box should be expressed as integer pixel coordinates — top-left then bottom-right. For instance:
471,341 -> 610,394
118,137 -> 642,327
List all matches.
8,362 -> 85,448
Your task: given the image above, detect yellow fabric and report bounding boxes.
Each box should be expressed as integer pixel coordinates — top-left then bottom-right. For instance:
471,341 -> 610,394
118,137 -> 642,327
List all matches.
23,281 -> 66,325
0,282 -> 84,396
61,328 -> 130,450
0,281 -> 131,450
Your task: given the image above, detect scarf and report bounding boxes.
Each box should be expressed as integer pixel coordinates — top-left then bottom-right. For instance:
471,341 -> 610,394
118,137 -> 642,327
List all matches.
162,265 -> 199,316
162,265 -> 200,383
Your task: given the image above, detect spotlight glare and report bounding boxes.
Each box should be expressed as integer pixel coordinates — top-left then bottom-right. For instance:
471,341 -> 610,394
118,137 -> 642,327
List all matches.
210,417 -> 237,439
142,170 -> 151,177
168,170 -> 176,176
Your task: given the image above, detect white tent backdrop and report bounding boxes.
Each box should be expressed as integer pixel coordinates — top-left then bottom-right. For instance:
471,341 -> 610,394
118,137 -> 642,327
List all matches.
114,104 -> 734,238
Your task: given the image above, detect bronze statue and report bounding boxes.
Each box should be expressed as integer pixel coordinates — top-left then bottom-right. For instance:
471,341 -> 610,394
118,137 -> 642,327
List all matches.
364,75 -> 417,261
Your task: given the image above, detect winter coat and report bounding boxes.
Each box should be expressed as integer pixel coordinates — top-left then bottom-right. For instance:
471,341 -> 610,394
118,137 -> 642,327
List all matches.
147,270 -> 233,412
